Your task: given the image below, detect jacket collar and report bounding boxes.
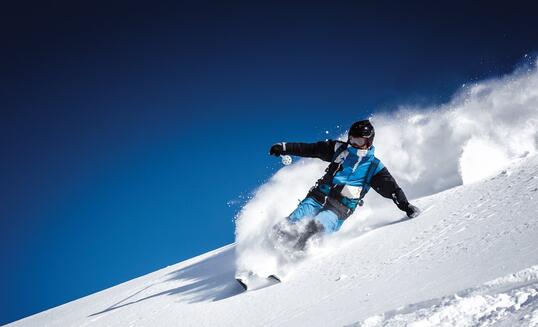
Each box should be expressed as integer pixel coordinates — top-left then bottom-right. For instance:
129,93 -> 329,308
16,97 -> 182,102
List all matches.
347,144 -> 375,157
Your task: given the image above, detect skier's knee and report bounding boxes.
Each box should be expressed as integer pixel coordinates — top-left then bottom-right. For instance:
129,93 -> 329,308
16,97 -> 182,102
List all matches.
292,220 -> 324,251
308,219 -> 325,235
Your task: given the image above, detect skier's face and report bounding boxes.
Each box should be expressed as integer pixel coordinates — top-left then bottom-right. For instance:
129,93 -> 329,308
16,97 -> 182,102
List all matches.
348,135 -> 371,149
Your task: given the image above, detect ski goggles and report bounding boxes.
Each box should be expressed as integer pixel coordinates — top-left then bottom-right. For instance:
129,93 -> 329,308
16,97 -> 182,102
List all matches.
348,135 -> 372,149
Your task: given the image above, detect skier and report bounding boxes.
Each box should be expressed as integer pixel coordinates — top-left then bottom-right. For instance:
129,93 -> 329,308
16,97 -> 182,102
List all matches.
269,119 -> 420,249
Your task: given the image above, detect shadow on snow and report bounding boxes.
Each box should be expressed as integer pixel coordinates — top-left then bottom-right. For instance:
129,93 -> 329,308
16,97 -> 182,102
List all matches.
89,246 -> 242,317
89,216 -> 414,317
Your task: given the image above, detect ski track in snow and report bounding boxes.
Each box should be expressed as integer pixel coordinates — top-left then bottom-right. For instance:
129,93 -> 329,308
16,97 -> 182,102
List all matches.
7,154 -> 538,327
353,266 -> 538,327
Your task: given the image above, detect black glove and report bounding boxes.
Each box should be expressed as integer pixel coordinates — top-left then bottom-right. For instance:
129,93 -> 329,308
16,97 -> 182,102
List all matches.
269,143 -> 285,156
405,204 -> 421,218
391,190 -> 419,218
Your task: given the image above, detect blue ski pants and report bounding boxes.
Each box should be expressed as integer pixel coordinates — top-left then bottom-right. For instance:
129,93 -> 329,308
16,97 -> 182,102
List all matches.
288,197 -> 344,233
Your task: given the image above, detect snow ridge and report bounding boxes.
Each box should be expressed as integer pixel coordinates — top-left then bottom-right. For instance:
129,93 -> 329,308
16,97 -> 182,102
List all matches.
356,266 -> 538,327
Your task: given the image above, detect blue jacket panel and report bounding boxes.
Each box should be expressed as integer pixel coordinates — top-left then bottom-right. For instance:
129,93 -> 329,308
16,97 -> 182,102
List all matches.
332,145 -> 384,187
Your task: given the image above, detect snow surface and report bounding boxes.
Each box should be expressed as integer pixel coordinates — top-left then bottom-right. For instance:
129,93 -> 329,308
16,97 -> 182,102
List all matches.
8,153 -> 538,326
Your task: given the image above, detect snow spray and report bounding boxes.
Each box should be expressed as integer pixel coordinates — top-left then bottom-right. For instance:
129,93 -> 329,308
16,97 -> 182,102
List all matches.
281,155 -> 292,166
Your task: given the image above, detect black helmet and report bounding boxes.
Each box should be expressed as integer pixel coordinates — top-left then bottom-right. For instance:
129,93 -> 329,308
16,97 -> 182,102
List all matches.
348,120 -> 375,149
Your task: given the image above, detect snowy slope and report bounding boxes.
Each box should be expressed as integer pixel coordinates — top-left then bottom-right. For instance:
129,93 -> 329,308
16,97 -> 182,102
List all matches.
8,154 -> 538,327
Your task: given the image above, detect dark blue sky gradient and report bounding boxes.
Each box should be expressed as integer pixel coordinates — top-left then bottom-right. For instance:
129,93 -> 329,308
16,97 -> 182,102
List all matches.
2,0 -> 537,324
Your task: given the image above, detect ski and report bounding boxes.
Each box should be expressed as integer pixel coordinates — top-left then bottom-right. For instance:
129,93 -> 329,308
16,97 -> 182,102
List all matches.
267,274 -> 281,283
236,278 -> 248,291
236,273 -> 282,291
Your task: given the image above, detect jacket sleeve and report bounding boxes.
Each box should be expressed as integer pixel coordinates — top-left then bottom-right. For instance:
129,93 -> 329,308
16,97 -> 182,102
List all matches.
370,167 -> 410,211
283,140 -> 339,162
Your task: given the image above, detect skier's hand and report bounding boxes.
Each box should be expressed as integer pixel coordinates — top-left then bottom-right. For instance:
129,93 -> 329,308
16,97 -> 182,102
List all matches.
269,143 -> 285,156
405,204 -> 421,218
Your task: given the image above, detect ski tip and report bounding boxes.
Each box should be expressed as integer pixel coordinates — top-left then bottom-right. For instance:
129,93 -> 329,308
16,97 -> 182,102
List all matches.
236,278 -> 248,291
267,274 -> 281,283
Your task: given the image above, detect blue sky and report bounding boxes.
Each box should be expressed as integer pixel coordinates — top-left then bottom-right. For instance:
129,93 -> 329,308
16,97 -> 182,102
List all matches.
1,0 -> 537,324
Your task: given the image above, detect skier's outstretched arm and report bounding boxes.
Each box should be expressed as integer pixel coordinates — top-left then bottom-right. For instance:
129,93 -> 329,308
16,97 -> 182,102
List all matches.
370,167 -> 420,218
269,140 -> 338,162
